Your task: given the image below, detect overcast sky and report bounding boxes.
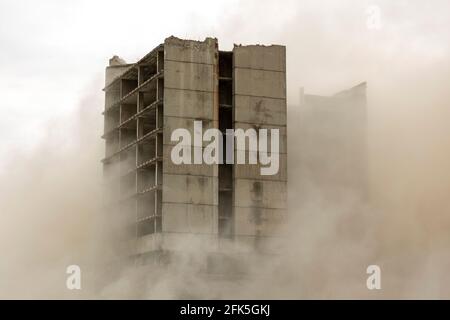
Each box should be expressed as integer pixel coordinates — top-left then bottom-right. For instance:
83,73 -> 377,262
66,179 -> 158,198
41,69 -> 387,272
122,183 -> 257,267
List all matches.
0,0 -> 449,169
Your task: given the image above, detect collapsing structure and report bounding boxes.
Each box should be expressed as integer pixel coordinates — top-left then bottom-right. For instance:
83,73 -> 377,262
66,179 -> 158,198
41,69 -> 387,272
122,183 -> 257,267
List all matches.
298,83 -> 367,200
102,36 -> 287,266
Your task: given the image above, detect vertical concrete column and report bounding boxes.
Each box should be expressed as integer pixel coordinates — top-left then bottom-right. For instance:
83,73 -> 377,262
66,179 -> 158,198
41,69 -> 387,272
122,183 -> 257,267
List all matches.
161,37 -> 219,246
232,44 -> 287,249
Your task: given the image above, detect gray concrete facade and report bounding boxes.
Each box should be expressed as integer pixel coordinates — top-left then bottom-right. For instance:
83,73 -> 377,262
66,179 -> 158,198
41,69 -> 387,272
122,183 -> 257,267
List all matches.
102,37 -> 287,262
233,45 -> 287,246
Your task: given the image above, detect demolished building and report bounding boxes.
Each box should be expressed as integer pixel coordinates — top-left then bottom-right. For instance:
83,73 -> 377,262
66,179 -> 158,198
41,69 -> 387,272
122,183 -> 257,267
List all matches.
102,36 -> 287,269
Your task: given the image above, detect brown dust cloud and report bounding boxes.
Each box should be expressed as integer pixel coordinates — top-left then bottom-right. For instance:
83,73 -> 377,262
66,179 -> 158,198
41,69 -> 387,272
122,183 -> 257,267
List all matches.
0,0 -> 449,298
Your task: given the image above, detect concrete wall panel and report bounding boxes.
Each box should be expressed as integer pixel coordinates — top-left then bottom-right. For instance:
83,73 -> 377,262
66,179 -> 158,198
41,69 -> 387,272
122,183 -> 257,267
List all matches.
163,173 -> 218,206
234,153 -> 287,181
234,95 -> 286,126
233,207 -> 285,236
233,122 -> 287,154
163,116 -> 217,147
234,68 -> 285,99
234,179 -> 287,209
164,88 -> 216,120
233,44 -> 287,241
164,60 -> 215,92
165,36 -> 217,65
163,145 -> 219,177
233,45 -> 286,72
162,203 -> 218,234
162,37 -> 219,236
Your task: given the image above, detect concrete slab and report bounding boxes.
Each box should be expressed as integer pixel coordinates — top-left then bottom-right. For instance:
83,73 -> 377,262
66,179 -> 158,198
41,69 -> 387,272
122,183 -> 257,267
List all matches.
163,173 -> 218,206
163,116 -> 218,147
162,203 -> 218,234
234,95 -> 286,126
163,145 -> 219,177
234,68 -> 286,99
234,179 -> 287,209
164,60 -> 215,92
164,88 -> 216,120
233,122 -> 287,154
234,153 -> 287,181
233,207 -> 286,236
233,45 -> 286,72
164,36 -> 217,65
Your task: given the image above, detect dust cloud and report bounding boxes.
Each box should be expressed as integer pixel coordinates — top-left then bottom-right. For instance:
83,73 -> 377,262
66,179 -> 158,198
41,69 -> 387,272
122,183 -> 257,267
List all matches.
1,0 -> 450,299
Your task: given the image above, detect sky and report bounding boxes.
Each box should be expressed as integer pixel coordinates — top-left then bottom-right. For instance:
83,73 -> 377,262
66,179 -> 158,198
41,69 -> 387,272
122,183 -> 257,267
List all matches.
0,0 -> 448,169
0,0 -> 231,167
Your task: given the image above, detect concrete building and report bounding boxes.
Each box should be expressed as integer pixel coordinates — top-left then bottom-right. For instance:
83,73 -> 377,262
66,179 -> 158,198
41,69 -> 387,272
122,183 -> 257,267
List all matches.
298,82 -> 368,206
102,37 -> 287,266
